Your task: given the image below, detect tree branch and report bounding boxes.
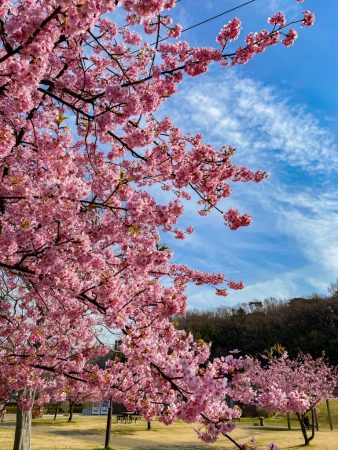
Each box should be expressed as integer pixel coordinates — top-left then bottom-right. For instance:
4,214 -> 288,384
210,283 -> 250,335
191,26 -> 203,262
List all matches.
0,7 -> 62,63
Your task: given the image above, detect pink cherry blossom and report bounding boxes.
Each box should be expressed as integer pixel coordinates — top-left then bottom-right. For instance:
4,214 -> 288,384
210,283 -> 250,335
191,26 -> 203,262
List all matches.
302,10 -> 315,27
168,24 -> 183,38
268,12 -> 286,27
216,18 -> 241,46
227,280 -> 244,290
0,0 -> 316,448
282,28 -> 298,47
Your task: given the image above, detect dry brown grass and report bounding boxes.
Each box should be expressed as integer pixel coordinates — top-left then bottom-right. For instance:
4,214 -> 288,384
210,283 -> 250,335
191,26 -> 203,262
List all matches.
0,412 -> 338,449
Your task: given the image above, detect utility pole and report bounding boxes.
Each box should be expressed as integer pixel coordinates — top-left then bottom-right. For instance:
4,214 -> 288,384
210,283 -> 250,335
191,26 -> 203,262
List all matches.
104,398 -> 113,449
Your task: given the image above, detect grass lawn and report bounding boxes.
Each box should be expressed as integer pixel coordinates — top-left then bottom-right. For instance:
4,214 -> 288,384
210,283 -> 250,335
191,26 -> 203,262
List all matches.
0,400 -> 337,450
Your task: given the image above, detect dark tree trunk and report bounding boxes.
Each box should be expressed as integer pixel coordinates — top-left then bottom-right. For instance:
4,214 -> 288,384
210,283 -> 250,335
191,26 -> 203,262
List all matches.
147,421 -> 151,430
68,403 -> 73,422
313,407 -> 319,431
53,404 -> 59,421
286,413 -> 291,430
326,399 -> 333,430
309,408 -> 315,443
296,412 -> 310,446
13,406 -> 32,450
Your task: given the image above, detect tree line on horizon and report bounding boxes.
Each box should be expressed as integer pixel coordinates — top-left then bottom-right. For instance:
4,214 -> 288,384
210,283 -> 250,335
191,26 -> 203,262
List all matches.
174,293 -> 338,365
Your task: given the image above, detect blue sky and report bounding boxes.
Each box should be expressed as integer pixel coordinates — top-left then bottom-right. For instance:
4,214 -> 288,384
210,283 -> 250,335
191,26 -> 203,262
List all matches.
159,0 -> 338,308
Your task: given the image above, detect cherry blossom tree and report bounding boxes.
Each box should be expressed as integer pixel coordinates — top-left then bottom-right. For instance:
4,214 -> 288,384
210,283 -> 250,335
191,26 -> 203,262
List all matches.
62,380 -> 101,422
0,0 -> 315,449
251,352 -> 337,446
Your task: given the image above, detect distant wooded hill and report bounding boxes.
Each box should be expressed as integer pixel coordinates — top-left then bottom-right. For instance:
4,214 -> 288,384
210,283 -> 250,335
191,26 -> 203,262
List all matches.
174,295 -> 338,365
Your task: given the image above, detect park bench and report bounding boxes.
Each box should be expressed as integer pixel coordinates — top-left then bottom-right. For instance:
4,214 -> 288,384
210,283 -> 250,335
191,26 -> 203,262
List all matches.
117,412 -> 142,423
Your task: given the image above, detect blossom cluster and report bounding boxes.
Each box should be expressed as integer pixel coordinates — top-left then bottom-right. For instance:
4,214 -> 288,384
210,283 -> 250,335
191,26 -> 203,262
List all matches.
216,18 -> 241,46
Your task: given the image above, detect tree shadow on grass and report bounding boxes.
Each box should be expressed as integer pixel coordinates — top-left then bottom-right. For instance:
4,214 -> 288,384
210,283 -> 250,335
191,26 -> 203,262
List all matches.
246,426 -> 301,431
32,420 -> 72,427
287,446 -> 311,449
145,446 -> 212,450
93,438 -> 230,450
50,427 -> 135,437
91,445 -> 216,450
0,420 -> 15,427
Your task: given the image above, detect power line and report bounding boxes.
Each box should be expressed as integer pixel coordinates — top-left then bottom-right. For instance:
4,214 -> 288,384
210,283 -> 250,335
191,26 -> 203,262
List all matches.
158,0 -> 256,44
182,0 -> 255,34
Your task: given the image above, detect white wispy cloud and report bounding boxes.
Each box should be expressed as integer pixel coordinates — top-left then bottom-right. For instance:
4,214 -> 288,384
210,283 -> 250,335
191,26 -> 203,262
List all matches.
169,71 -> 338,173
266,0 -> 298,13
274,190 -> 338,274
